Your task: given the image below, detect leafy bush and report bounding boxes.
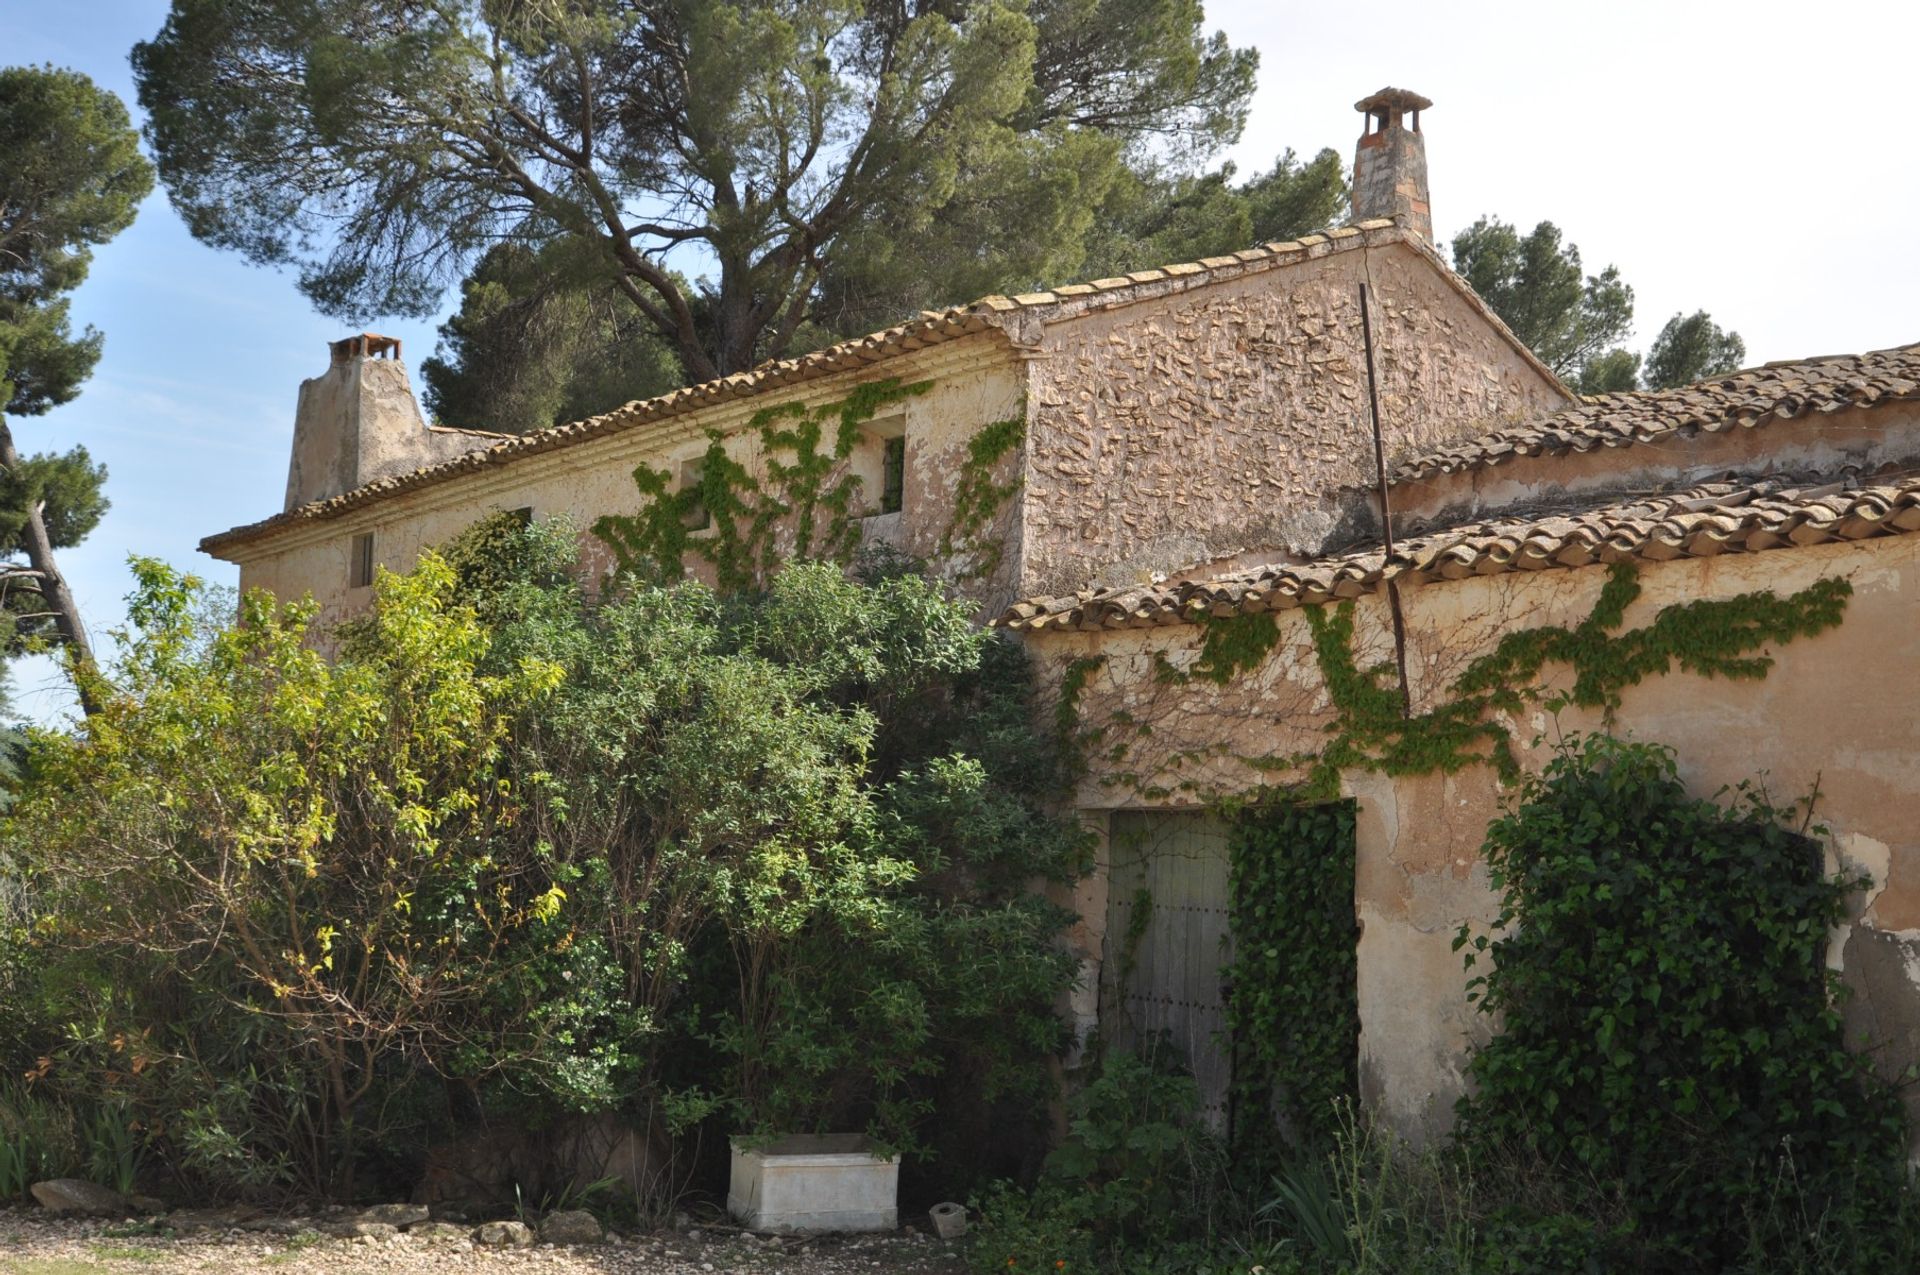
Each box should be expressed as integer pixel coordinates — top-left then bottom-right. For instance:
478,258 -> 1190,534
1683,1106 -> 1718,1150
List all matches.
6,522 -> 1086,1200
1043,1047 -> 1226,1248
454,519 -> 1088,1163
1455,733 -> 1910,1268
970,1044 -> 1270,1273
11,555 -> 566,1196
1468,1208 -> 1613,1275
965,1178 -> 1099,1275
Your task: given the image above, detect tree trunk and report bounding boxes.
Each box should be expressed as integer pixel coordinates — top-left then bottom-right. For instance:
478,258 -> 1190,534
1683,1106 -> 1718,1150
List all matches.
0,415 -> 99,714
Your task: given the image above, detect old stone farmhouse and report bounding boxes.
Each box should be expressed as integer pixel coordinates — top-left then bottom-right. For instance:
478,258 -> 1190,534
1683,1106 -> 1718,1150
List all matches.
204,88 -> 1920,1153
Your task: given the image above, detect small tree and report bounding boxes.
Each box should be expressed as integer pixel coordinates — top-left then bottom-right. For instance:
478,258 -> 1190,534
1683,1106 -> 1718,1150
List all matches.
0,65 -> 152,689
454,522 -> 1089,1153
1644,310 -> 1746,389
18,557 -> 564,1196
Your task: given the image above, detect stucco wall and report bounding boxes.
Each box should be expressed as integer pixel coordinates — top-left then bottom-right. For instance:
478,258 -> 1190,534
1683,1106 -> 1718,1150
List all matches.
1035,533 -> 1920,1152
229,337 -> 1030,630
1018,239 -> 1568,600
284,358 -> 498,511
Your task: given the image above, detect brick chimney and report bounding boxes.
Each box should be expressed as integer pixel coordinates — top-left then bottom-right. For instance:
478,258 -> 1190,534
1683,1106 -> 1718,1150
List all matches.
283,333 -> 494,511
1351,87 -> 1432,241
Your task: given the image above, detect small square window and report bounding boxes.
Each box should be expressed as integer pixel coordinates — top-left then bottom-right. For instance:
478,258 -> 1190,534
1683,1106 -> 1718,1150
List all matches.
880,435 -> 906,515
680,459 -> 712,531
350,531 -> 375,589
509,505 -> 533,527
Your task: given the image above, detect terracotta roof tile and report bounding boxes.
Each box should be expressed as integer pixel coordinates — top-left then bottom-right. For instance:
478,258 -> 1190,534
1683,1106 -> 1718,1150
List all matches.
1396,344 -> 1920,483
210,218 -> 1525,557
995,470 -> 1920,633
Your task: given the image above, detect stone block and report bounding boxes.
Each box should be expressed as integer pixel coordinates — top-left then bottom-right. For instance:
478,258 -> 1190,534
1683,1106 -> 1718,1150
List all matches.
539,1208 -> 604,1245
473,1219 -> 535,1248
30,1179 -> 124,1216
929,1201 -> 968,1239
727,1134 -> 898,1234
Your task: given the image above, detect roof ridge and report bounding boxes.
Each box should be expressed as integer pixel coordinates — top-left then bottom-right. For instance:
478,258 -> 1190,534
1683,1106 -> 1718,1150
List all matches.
1395,341 -> 1920,484
998,468 -> 1920,633
206,219 -> 1443,556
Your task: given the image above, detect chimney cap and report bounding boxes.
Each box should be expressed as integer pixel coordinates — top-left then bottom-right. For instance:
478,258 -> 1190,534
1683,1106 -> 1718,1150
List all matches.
1354,87 -> 1432,115
331,332 -> 402,364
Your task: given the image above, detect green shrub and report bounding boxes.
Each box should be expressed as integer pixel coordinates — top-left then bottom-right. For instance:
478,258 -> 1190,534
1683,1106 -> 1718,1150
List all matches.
1469,1208 -> 1613,1275
7,522 -> 1086,1200
1042,1046 -> 1226,1248
1455,734 -> 1910,1268
0,1083 -> 79,1199
966,1179 -> 1099,1275
970,1044 -> 1265,1272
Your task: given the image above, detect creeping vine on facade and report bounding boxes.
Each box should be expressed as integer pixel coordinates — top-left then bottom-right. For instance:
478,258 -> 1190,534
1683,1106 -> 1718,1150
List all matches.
1222,801 -> 1358,1153
1086,561 -> 1853,802
939,414 -> 1026,583
592,379 -> 932,591
592,380 -> 1028,592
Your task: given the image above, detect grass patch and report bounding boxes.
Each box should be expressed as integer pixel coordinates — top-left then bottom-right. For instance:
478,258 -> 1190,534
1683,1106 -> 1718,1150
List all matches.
84,1246 -> 163,1264
1,1261 -> 105,1275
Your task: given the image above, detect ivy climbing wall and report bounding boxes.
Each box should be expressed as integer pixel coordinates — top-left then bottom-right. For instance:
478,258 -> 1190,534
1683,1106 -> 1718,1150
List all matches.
1018,237 -> 1567,601
1041,533 -> 1920,1150
228,337 -> 1036,626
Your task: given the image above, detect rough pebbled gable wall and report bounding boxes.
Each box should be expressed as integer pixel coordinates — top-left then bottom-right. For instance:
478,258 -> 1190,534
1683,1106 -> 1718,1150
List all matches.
1017,241 -> 1568,601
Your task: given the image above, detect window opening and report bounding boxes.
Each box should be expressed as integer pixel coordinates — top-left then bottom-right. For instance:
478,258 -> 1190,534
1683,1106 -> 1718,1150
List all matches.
880,435 -> 906,514
350,532 -> 376,589
680,459 -> 711,531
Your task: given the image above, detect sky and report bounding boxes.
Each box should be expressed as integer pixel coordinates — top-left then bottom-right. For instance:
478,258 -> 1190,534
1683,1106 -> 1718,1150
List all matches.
6,0 -> 1919,722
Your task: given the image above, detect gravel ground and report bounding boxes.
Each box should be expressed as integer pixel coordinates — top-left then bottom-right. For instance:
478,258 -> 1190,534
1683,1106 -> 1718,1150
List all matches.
0,1209 -> 969,1275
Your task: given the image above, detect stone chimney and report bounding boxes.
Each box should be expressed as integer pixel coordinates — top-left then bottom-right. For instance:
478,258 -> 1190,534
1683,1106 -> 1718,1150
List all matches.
1351,87 -> 1432,241
284,333 -> 494,511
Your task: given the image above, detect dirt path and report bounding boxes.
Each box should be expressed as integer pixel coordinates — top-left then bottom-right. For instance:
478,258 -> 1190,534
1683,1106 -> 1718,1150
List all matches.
0,1210 -> 969,1275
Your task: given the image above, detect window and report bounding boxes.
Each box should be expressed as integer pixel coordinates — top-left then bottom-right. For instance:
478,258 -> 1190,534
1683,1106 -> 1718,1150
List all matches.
350,531 -> 376,589
509,505 -> 533,526
679,459 -> 712,531
880,435 -> 906,515
853,415 -> 907,518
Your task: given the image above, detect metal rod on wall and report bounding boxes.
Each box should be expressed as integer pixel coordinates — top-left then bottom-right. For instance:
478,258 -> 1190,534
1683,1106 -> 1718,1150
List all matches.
1359,282 -> 1414,720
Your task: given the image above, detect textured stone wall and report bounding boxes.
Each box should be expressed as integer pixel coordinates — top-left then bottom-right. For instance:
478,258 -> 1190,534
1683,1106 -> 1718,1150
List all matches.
1018,239 -> 1567,601
1033,533 -> 1920,1152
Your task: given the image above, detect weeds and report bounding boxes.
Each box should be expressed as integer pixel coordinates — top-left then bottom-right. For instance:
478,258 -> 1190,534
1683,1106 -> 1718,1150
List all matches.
0,1083 -> 78,1200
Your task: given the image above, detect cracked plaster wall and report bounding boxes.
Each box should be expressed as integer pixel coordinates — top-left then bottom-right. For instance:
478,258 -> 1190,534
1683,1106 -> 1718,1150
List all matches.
1017,240 -> 1567,601
1032,532 -> 1920,1152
